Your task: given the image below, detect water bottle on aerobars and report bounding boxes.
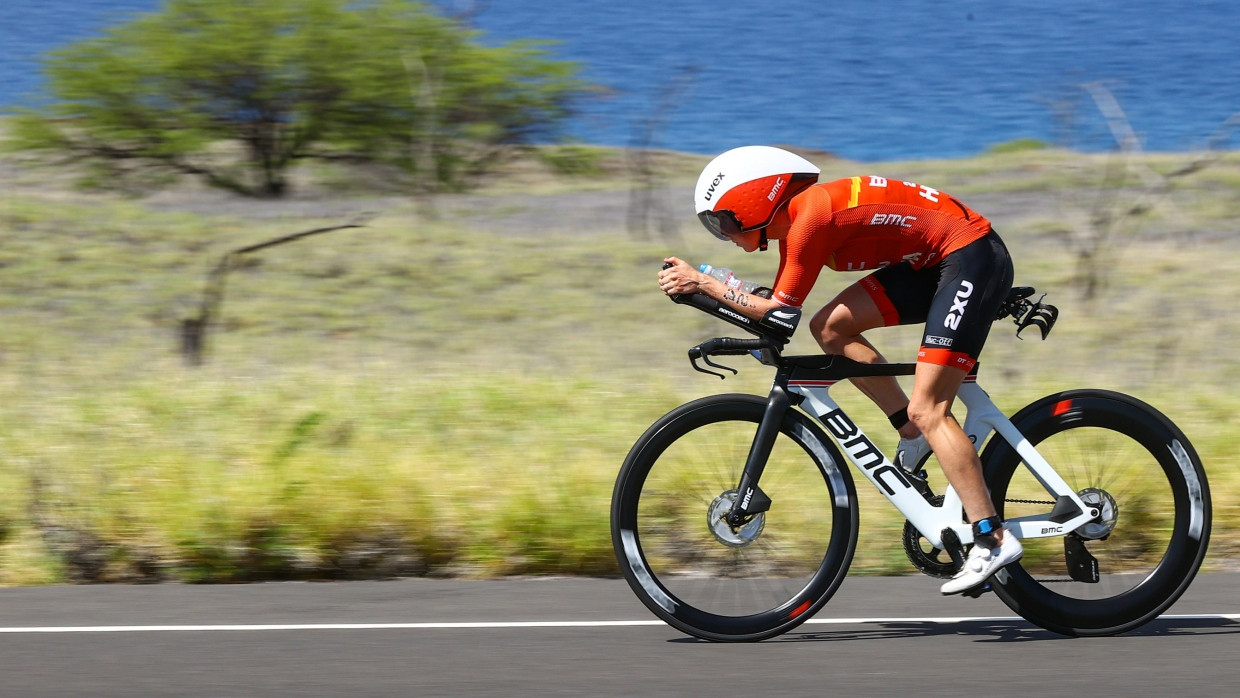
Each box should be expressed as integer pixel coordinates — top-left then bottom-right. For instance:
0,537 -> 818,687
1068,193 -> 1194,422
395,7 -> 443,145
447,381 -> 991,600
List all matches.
698,264 -> 765,295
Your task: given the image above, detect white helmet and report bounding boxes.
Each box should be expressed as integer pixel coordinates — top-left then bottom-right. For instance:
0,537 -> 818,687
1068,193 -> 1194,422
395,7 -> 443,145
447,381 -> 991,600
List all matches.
694,145 -> 820,242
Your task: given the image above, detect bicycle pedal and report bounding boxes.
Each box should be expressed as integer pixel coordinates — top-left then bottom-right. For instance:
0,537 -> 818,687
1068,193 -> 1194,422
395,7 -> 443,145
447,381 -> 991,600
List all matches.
907,470 -> 934,499
961,582 -> 992,599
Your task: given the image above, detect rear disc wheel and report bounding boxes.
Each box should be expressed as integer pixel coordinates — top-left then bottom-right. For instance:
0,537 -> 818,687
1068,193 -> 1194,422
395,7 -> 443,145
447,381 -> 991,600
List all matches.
983,390 -> 1210,636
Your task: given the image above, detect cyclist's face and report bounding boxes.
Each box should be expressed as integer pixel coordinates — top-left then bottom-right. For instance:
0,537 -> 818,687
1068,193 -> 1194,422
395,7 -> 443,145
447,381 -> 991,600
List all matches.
765,207 -> 792,240
725,228 -> 763,252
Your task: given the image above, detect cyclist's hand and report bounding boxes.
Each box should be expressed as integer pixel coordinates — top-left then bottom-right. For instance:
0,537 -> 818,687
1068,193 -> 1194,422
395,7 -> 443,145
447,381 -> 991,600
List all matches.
659,257 -> 704,296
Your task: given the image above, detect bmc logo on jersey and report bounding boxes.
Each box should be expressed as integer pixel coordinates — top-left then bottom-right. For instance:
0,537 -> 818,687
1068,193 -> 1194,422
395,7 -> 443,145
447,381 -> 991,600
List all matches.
943,280 -> 974,330
776,289 -> 802,305
869,213 -> 917,228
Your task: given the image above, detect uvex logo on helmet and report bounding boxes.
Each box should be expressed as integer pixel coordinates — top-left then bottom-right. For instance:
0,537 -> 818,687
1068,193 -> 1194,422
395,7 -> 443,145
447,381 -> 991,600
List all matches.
704,172 -> 724,201
694,146 -> 821,233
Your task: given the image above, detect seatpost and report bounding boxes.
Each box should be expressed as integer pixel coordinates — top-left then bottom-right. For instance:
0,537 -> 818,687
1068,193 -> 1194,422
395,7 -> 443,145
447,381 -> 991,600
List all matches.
725,372 -> 792,526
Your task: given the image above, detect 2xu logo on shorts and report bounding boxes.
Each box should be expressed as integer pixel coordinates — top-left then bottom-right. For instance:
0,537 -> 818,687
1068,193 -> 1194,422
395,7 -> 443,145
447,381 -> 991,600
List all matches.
943,280 -> 974,330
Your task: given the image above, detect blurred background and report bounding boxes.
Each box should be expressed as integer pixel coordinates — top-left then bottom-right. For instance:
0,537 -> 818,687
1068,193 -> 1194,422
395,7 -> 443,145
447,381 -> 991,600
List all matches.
5,0 -> 1240,159
0,0 -> 1237,585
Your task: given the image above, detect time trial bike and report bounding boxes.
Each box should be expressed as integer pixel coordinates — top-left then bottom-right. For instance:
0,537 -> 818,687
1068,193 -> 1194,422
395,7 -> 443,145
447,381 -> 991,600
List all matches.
611,282 -> 1210,641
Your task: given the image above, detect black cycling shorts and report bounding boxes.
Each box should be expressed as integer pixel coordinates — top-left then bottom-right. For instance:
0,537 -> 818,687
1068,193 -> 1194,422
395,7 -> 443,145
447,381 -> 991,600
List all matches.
859,229 -> 1014,371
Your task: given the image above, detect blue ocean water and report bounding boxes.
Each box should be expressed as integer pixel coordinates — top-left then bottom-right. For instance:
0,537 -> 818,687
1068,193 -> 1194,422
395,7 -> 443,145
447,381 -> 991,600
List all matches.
2,0 -> 1238,161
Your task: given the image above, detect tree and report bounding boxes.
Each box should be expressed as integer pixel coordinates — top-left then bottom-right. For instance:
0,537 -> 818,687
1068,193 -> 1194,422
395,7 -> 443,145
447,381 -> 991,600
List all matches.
10,0 -> 586,197
1046,83 -> 1239,300
627,65 -> 698,243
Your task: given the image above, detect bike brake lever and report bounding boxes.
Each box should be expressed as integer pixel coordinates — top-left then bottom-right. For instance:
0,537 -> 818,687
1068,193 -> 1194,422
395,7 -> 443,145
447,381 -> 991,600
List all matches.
689,349 -> 738,380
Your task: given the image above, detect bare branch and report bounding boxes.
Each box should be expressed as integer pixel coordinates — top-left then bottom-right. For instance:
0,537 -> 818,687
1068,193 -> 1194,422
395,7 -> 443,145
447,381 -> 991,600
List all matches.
180,220 -> 371,365
628,65 -> 700,241
1056,84 -> 1235,300
1169,111 -> 1240,176
401,46 -> 441,217
1082,82 -> 1160,189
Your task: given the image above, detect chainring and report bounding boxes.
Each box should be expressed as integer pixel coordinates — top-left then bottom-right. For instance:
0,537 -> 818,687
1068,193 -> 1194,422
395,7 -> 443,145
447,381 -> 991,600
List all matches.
902,495 -> 964,579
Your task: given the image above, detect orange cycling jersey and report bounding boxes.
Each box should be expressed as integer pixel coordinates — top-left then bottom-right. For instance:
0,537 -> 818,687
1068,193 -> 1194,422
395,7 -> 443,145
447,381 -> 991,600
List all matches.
772,176 -> 992,307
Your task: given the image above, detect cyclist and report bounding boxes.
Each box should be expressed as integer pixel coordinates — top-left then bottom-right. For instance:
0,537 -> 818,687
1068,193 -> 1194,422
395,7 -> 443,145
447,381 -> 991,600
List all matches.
658,145 -> 1020,594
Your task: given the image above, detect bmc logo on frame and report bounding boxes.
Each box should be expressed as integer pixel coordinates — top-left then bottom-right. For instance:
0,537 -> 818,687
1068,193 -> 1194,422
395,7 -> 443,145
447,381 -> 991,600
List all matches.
821,409 -> 913,496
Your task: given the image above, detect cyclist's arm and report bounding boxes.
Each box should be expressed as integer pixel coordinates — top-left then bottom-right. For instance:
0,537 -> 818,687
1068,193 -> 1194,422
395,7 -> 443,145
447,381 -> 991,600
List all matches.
768,205 -> 831,308
659,256 -> 783,321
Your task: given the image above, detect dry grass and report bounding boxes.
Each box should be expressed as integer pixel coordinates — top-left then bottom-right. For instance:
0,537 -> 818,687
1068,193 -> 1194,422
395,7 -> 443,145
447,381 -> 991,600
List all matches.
1,139 -> 1238,584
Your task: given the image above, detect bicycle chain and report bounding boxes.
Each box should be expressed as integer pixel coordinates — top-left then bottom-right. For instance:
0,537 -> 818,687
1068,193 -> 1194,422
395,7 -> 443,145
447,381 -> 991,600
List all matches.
906,496 -> 1060,578
1004,497 -> 1056,505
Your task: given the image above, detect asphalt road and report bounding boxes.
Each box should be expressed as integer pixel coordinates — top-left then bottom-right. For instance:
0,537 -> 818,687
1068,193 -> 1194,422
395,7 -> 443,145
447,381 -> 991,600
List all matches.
2,573 -> 1238,697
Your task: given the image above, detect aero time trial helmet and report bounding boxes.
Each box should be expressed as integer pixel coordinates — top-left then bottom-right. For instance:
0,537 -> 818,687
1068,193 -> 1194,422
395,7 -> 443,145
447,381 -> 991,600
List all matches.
694,145 -> 821,242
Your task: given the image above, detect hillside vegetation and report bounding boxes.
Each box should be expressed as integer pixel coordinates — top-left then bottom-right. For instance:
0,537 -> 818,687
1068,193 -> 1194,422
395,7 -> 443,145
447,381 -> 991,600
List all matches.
1,140 -> 1238,584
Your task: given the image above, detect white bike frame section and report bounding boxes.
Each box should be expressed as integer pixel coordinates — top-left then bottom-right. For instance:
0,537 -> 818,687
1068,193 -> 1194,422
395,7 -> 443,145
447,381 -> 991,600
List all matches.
788,377 -> 1098,549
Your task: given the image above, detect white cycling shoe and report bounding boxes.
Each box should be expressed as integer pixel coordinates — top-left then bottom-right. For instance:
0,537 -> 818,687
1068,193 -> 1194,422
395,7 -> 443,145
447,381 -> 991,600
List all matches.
895,433 -> 931,473
940,533 -> 1024,595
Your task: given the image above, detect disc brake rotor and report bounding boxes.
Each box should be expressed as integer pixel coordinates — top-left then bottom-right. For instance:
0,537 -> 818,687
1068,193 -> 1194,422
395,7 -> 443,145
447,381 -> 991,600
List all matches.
1076,487 -> 1119,540
707,490 -> 765,547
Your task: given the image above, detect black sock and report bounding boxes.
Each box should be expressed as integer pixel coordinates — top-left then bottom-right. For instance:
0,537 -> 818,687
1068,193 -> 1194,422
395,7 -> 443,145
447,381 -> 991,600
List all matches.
887,406 -> 910,431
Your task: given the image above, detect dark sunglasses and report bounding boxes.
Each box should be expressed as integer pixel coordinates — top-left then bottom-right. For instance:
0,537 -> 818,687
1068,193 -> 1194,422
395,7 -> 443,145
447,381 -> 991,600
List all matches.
697,209 -> 745,240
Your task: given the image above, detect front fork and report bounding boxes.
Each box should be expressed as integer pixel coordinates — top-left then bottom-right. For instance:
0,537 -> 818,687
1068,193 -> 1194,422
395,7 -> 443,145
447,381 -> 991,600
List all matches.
725,381 -> 790,526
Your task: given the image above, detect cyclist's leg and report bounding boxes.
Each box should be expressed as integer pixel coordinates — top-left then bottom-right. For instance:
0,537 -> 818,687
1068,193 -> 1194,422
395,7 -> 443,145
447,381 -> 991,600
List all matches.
810,263 -> 939,439
908,229 -> 1013,520
908,361 -> 996,520
808,277 -> 917,436
905,231 -> 1021,592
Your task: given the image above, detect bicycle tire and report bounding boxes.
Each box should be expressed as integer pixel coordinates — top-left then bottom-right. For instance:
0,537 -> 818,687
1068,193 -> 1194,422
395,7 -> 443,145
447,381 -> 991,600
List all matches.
981,389 -> 1211,636
611,394 -> 858,642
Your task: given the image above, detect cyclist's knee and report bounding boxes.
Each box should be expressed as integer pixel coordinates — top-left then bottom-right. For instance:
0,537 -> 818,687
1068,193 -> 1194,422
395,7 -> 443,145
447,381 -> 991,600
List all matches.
905,399 -> 953,435
809,304 -> 855,353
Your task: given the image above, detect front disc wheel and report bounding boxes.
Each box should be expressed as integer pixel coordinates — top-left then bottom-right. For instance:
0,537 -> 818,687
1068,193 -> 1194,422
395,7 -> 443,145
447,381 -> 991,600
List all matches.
611,394 -> 859,642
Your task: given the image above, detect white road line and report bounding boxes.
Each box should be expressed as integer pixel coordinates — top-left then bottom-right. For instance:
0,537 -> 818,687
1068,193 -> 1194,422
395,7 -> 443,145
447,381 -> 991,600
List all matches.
1,614 -> 1237,633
